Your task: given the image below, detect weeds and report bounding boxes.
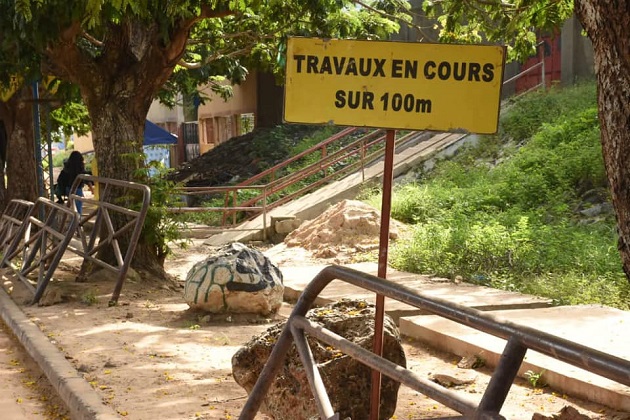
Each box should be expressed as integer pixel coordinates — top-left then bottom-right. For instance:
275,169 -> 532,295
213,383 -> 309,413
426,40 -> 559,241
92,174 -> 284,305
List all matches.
366,80 -> 630,310
81,290 -> 99,305
524,370 -> 547,388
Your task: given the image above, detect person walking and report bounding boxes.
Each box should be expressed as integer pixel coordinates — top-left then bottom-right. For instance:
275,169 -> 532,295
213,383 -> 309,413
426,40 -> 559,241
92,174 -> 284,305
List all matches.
56,151 -> 94,214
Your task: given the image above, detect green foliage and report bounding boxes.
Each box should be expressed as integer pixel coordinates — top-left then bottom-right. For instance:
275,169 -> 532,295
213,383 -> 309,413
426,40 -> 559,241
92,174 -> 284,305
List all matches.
81,290 -> 99,305
524,370 -> 547,388
423,0 -> 573,61
52,150 -> 70,167
369,81 -> 630,310
134,161 -> 190,263
499,83 -> 597,142
49,101 -> 91,140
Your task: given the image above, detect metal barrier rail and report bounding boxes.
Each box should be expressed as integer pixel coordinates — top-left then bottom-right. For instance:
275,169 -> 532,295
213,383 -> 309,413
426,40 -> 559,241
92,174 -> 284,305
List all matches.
239,265 -> 630,420
0,198 -> 80,304
65,174 -> 151,304
0,199 -> 34,252
1,175 -> 151,306
170,129 -> 427,232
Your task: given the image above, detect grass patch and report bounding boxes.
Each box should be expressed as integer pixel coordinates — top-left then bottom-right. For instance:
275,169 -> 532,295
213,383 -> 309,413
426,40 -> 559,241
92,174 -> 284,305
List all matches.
366,80 -> 630,310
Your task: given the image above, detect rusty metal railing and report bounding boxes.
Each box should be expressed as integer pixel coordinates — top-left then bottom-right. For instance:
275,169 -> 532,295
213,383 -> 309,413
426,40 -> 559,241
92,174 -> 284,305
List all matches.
168,185 -> 268,239
171,128 -> 426,230
0,198 -> 80,304
65,175 -> 151,304
1,175 -> 151,306
0,199 -> 34,252
239,265 -> 630,420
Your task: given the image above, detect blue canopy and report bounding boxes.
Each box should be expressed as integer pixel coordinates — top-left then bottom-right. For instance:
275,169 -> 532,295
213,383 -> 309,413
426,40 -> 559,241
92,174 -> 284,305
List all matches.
144,120 -> 177,145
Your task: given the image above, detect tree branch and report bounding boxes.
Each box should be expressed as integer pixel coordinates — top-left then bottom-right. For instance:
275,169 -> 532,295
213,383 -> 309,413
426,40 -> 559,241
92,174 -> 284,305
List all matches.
165,4 -> 235,65
44,21 -> 97,86
81,31 -> 103,47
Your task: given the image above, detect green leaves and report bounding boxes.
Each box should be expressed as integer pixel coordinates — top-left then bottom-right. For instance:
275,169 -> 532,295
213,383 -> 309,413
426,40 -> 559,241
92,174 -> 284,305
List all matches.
423,0 -> 573,62
382,81 -> 629,308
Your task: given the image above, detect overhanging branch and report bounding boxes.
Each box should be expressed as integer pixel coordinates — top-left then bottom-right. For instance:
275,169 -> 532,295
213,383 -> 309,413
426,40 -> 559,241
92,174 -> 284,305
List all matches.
81,31 -> 103,47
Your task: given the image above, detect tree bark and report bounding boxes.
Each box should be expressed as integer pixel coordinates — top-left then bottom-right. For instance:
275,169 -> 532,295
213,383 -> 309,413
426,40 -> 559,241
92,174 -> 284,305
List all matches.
575,1 -> 630,280
45,20 -> 182,278
88,91 -> 167,276
0,86 -> 39,209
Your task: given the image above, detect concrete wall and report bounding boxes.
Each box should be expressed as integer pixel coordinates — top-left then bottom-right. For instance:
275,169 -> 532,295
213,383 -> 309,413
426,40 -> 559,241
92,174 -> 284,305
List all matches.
561,16 -> 595,85
147,98 -> 185,126
197,73 -> 257,148
197,74 -> 257,120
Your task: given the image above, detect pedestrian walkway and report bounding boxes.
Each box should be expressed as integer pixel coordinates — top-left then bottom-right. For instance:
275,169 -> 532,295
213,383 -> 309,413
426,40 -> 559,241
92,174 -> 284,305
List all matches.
0,324 -> 50,420
279,262 -> 630,412
0,286 -> 119,420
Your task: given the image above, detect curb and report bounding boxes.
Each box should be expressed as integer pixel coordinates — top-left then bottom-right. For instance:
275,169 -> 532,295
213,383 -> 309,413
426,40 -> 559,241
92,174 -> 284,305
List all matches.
0,287 -> 120,420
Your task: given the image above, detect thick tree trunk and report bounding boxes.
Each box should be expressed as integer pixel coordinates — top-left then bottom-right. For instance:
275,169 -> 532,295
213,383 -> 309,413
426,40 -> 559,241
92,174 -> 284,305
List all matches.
87,91 -> 167,277
575,1 -> 630,280
44,17 -> 203,280
0,87 -> 39,209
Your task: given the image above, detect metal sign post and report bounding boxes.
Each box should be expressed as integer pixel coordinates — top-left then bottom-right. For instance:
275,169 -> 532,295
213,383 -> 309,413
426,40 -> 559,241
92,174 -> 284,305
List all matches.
370,128 -> 396,419
282,36 -> 506,420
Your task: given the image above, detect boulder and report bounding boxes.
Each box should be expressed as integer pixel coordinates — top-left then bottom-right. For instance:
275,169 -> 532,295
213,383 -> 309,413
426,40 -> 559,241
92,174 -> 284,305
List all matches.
184,242 -> 283,315
232,299 -> 406,419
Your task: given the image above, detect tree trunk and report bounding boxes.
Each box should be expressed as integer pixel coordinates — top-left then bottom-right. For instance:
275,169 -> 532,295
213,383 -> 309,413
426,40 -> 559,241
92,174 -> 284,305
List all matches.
0,86 -> 39,209
575,1 -> 630,280
87,90 -> 168,277
44,18 -> 201,280
0,118 -> 8,209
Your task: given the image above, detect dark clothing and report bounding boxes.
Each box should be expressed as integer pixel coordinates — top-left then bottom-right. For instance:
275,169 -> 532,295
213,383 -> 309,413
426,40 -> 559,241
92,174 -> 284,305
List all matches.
54,151 -> 92,213
54,168 -> 92,211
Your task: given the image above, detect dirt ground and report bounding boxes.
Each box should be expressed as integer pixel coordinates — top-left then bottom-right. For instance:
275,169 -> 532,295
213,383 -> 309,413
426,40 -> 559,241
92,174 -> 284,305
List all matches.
1,237 -> 629,420
0,322 -> 70,419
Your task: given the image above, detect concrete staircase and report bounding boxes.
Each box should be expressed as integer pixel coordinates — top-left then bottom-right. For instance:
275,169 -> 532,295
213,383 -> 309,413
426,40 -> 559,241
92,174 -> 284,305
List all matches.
278,262 -> 630,412
204,131 -> 469,246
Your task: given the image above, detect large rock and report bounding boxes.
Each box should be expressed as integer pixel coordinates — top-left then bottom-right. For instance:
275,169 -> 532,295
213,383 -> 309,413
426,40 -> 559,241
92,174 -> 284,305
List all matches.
232,299 -> 406,419
183,242 -> 283,315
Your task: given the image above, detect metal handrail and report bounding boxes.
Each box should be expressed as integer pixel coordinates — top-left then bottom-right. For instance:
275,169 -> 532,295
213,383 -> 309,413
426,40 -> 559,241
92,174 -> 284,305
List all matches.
173,128 -> 422,229
239,265 -> 630,419
0,199 -> 34,251
224,129 -> 387,220
0,198 -> 80,304
1,175 -> 151,305
233,126 -> 360,187
503,41 -> 546,91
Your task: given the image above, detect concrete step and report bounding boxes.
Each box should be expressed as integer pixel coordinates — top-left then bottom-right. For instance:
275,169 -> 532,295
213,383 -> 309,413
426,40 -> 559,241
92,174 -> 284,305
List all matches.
280,262 -> 552,324
399,305 -> 630,411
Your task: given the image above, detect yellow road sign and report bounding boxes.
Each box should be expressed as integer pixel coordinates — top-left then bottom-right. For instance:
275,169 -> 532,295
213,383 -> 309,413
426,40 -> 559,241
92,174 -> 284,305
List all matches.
284,38 -> 506,134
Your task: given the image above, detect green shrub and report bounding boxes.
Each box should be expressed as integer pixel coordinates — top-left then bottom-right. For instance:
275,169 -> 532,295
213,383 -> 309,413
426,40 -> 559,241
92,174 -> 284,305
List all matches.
372,80 -> 630,310
499,82 -> 596,142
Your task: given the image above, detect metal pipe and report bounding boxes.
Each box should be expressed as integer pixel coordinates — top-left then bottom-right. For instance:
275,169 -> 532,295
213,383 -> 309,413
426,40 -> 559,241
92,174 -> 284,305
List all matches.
32,82 -> 45,199
239,265 -> 630,419
370,128 -> 396,419
289,323 -> 337,419
476,337 -> 527,416
540,41 -> 546,89
502,62 -> 543,85
293,316 -> 480,417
